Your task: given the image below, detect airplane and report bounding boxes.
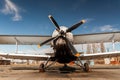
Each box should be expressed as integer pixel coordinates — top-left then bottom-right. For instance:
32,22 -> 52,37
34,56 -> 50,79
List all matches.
0,15 -> 120,72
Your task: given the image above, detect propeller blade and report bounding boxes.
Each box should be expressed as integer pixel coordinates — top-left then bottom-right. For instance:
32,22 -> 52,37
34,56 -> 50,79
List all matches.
38,37 -> 56,48
65,37 -> 77,54
66,20 -> 85,32
65,38 -> 80,57
48,15 -> 60,31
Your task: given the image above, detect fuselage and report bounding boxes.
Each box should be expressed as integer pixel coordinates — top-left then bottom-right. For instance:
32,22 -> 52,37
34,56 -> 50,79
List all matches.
51,26 -> 77,63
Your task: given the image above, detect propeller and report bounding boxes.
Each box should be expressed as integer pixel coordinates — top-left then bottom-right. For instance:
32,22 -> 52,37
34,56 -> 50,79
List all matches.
38,15 -> 85,48
48,15 -> 60,32
38,37 -> 56,48
66,20 -> 85,32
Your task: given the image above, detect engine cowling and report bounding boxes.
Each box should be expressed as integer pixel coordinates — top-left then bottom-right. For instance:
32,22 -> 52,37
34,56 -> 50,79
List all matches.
51,26 -> 73,46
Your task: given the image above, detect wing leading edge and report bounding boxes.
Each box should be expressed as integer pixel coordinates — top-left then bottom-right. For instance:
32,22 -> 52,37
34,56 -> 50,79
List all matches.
79,51 -> 120,60
0,53 -> 50,60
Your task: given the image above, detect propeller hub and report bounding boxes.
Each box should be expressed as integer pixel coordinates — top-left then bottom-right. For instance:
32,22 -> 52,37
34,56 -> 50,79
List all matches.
60,30 -> 65,35
52,26 -> 68,37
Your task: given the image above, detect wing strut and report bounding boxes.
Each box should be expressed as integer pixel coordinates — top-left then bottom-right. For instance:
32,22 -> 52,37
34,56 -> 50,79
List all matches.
112,39 -> 115,51
14,37 -> 18,54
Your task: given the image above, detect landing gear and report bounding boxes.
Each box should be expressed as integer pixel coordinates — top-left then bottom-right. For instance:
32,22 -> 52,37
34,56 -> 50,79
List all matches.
39,57 -> 57,72
83,63 -> 89,72
75,57 -> 90,72
39,63 -> 45,72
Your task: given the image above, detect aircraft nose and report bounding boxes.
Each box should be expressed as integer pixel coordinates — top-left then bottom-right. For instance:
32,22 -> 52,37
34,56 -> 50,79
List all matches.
56,38 -> 66,45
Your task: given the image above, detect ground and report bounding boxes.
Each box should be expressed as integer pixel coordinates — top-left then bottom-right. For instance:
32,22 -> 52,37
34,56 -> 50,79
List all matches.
0,64 -> 120,80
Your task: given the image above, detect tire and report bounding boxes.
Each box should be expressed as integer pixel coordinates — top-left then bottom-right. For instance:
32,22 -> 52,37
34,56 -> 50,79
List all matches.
39,63 -> 45,72
83,63 -> 89,72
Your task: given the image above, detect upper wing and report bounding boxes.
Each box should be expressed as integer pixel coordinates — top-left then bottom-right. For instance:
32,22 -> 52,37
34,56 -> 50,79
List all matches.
79,51 -> 120,60
0,53 -> 50,60
73,31 -> 120,44
0,31 -> 120,45
0,35 -> 51,45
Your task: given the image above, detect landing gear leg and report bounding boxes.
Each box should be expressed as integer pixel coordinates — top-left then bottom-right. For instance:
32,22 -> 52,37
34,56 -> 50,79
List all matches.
39,58 -> 57,72
75,57 -> 90,72
44,59 -> 57,69
77,57 -> 85,70
39,57 -> 50,72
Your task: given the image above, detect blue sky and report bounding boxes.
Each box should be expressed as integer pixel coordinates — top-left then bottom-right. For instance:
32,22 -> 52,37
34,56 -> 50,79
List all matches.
0,0 -> 120,53
0,0 -> 120,35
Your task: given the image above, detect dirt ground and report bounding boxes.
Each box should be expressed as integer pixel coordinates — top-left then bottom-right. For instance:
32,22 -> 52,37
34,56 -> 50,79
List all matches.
0,64 -> 120,80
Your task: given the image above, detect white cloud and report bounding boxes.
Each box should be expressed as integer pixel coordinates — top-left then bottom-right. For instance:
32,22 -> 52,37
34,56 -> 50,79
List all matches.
100,25 -> 119,32
92,25 -> 119,33
1,0 -> 22,21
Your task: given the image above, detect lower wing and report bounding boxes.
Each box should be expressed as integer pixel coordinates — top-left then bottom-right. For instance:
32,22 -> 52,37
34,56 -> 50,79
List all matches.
1,51 -> 120,61
0,53 -> 50,61
79,51 -> 120,60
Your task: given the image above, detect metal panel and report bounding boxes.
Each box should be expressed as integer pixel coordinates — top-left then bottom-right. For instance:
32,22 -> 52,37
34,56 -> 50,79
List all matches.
80,51 -> 120,60
0,35 -> 51,45
0,53 -> 50,60
74,32 -> 120,44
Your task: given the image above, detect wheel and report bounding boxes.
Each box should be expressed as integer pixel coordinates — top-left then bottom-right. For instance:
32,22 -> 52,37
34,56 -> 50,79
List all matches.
39,63 -> 45,72
83,63 -> 89,72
